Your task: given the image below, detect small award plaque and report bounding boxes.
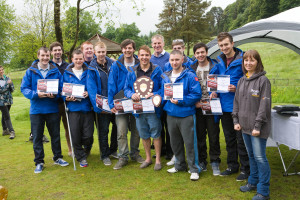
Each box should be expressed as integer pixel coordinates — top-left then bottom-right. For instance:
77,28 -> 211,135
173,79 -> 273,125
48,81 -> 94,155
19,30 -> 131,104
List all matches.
134,76 -> 153,98
152,95 -> 162,107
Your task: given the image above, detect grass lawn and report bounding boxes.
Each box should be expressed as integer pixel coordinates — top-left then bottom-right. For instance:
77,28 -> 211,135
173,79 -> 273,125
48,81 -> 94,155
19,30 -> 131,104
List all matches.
0,43 -> 300,199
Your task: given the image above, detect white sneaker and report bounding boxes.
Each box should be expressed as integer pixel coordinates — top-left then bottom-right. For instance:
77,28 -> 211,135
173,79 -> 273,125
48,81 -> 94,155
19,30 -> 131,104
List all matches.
190,173 -> 199,181
211,162 -> 221,176
166,155 -> 175,166
167,167 -> 178,173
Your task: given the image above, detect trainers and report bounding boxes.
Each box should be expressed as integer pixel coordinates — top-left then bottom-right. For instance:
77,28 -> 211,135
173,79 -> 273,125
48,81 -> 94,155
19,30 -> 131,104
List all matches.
236,171 -> 249,181
9,131 -> 15,139
113,158 -> 128,170
80,160 -> 88,167
211,162 -> 221,176
154,163 -> 162,171
220,168 -> 238,176
29,133 -> 33,142
190,173 -> 199,181
103,157 -> 112,166
54,158 -> 69,167
131,154 -> 144,164
140,161 -> 152,168
43,135 -> 49,143
34,163 -> 44,174
199,162 -> 207,171
2,129 -> 10,136
240,183 -> 257,192
167,167 -> 178,173
166,155 -> 175,166
252,193 -> 270,200
110,151 -> 119,159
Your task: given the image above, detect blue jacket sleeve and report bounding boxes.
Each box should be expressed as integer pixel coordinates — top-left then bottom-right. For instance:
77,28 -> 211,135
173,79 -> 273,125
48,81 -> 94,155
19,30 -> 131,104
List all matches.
209,63 -> 219,75
21,69 -> 39,100
124,72 -> 135,99
87,69 -> 101,113
108,64 -> 118,109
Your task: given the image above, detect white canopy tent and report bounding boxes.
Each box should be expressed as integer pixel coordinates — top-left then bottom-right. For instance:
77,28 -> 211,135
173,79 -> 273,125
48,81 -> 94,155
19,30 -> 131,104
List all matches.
207,6 -> 300,58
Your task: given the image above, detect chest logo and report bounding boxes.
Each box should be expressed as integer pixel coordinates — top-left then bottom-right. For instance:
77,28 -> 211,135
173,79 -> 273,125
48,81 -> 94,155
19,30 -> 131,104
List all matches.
251,89 -> 260,97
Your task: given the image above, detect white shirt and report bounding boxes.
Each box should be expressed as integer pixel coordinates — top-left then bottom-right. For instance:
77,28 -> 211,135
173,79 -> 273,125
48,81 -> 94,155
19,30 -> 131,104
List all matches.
72,68 -> 83,80
171,71 -> 181,83
124,60 -> 135,70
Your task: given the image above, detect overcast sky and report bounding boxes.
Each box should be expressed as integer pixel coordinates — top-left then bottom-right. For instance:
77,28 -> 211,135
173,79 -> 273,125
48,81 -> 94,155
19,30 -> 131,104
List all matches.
8,0 -> 236,35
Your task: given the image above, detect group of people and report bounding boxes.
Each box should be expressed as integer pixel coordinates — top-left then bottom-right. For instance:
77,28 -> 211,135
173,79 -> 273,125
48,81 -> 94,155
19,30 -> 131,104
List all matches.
20,31 -> 271,200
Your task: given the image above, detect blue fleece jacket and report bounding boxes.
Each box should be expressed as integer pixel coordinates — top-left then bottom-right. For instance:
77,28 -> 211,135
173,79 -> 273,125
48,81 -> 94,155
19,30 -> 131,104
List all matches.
21,60 -> 62,114
124,63 -> 163,118
163,55 -> 193,72
87,56 -> 114,113
162,68 -> 202,118
150,51 -> 170,71
210,47 -> 244,112
107,55 -> 140,109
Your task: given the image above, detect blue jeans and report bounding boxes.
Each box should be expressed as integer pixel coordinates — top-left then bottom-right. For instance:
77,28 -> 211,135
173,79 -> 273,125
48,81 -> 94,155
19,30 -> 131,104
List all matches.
135,113 -> 161,139
242,133 -> 270,196
30,113 -> 62,165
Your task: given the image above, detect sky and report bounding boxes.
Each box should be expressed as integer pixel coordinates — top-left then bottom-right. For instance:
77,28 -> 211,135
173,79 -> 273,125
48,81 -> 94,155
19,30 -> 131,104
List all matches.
8,0 -> 236,35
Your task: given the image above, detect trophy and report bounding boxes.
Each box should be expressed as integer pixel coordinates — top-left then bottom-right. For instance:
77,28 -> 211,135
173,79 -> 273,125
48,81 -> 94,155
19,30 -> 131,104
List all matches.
152,94 -> 162,107
134,76 -> 154,98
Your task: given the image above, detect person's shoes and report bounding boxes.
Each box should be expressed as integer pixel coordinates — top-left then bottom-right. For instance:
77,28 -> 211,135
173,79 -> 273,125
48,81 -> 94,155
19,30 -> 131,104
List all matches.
252,193 -> 270,200
190,173 -> 199,181
236,171 -> 249,181
220,168 -> 238,176
9,131 -> 15,139
199,162 -> 207,171
80,160 -> 88,167
53,158 -> 69,167
166,155 -> 175,166
211,162 -> 221,176
167,167 -> 178,173
131,154 -> 145,164
113,158 -> 128,170
165,153 -> 173,160
42,135 -> 49,143
140,161 -> 152,168
154,163 -> 162,171
29,133 -> 33,142
110,151 -> 119,159
34,163 -> 44,174
2,129 -> 10,136
103,157 -> 112,166
240,183 -> 257,192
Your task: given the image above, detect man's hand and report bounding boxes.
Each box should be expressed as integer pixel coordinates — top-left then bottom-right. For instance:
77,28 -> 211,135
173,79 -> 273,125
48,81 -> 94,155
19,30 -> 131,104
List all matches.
38,92 -> 47,98
195,101 -> 202,108
228,84 -> 236,92
111,107 -> 117,114
47,93 -> 55,98
7,79 -> 12,84
83,91 -> 88,98
252,129 -> 260,137
132,93 -> 140,101
145,93 -> 154,99
170,98 -> 178,105
234,124 -> 241,131
66,96 -> 76,101
210,92 -> 217,99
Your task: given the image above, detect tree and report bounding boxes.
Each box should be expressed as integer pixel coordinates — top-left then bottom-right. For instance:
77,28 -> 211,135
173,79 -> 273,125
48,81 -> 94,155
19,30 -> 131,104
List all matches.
279,0 -> 300,12
207,7 -> 223,36
54,0 -> 63,46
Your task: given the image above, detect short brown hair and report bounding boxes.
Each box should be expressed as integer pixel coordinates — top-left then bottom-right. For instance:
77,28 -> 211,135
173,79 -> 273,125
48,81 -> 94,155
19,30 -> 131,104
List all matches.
80,41 -> 93,51
242,50 -> 264,74
72,49 -> 84,58
172,39 -> 185,48
151,34 -> 164,43
49,42 -> 63,52
138,45 -> 151,55
170,49 -> 183,56
37,47 -> 50,56
94,41 -> 107,49
120,39 -> 136,50
193,43 -> 208,54
217,32 -> 233,43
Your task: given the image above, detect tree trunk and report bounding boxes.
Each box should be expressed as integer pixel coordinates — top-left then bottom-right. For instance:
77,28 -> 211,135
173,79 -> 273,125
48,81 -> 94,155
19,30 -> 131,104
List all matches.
68,0 -> 81,61
54,0 -> 63,46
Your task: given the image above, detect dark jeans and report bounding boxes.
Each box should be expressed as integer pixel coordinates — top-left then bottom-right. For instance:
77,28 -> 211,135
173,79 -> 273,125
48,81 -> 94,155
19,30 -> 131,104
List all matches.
160,111 -> 173,156
221,112 -> 249,173
30,113 -> 62,165
68,112 -> 94,162
1,105 -> 14,132
196,108 -> 220,165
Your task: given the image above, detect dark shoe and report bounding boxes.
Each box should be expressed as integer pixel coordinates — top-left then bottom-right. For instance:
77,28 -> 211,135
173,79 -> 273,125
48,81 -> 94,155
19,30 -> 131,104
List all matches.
154,163 -> 162,171
220,168 -> 238,176
42,135 -> 49,143
211,162 -> 221,176
199,162 -> 207,171
240,183 -> 257,192
34,163 -> 44,174
113,158 -> 128,170
131,154 -> 145,164
252,193 -> 270,200
140,161 -> 152,168
2,129 -> 10,136
54,158 -> 69,167
236,171 -> 249,181
29,133 -> 33,142
9,131 -> 15,139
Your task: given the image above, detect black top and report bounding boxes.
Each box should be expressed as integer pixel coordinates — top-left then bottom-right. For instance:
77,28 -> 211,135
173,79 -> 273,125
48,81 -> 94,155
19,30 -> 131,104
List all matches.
97,61 -> 108,74
136,64 -> 153,78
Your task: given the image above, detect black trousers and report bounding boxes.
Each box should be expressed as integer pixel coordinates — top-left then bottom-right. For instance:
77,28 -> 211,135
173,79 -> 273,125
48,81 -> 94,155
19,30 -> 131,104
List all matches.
160,111 -> 173,156
1,105 -> 14,131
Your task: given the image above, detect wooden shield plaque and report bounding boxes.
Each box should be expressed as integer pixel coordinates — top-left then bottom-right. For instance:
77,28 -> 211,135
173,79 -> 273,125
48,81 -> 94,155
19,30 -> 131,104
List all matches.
134,76 -> 154,98
152,95 -> 162,107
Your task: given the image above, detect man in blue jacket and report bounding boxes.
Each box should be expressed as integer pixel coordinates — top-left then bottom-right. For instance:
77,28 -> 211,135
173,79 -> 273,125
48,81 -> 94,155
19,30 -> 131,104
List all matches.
210,32 -> 249,181
21,47 -> 69,173
163,50 -> 202,181
87,41 -> 118,166
124,45 -> 163,171
108,39 -> 144,170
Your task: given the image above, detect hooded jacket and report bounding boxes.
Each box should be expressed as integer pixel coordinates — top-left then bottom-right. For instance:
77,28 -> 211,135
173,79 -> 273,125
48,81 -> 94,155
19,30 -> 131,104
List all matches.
0,75 -> 14,106
161,68 -> 202,118
87,56 -> 114,113
232,71 -> 271,139
107,54 -> 139,109
63,63 -> 92,112
21,60 -> 62,114
210,47 -> 244,112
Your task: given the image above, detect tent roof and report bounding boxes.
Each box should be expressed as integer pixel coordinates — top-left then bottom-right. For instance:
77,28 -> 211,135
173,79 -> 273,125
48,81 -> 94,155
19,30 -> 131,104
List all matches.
87,33 -> 121,54
207,6 -> 300,58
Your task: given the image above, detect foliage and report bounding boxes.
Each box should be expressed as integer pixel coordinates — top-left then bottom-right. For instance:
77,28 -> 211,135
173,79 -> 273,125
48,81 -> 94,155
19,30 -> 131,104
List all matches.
279,0 -> 300,12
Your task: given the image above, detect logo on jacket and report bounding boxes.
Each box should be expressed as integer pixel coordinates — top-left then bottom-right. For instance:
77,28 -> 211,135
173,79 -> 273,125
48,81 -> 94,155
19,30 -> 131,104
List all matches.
251,89 -> 259,97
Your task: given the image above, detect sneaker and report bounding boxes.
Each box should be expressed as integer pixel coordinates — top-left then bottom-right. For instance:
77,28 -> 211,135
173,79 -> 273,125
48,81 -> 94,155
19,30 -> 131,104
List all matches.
154,163 -> 162,171
252,193 -> 270,200
54,158 -> 69,167
80,160 -> 88,167
29,133 -> 33,142
131,154 -> 145,164
9,131 -> 15,139
211,162 -> 221,176
167,167 -> 178,173
190,173 -> 199,181
2,129 -> 10,136
220,168 -> 238,176
42,135 -> 49,143
103,157 -> 112,166
113,158 -> 128,170
236,171 -> 249,181
240,183 -> 257,192
166,155 -> 175,166
34,163 -> 44,174
110,151 -> 119,159
199,162 -> 207,171
140,161 -> 152,169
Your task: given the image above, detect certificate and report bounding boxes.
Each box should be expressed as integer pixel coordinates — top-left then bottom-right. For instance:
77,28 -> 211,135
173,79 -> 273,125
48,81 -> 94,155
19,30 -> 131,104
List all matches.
133,100 -> 143,114
217,75 -> 230,92
37,79 -> 59,94
122,99 -> 134,113
0,80 -> 6,87
62,83 -> 85,98
114,99 -> 125,115
96,95 -> 111,112
200,98 -> 222,115
207,75 -> 230,93
164,83 -> 183,100
141,98 -> 155,113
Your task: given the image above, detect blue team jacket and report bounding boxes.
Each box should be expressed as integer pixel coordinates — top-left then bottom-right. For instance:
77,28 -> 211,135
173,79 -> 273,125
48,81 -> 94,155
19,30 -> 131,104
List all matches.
87,57 -> 114,113
124,63 -> 163,118
163,56 -> 193,72
210,47 -> 244,112
161,68 -> 202,118
63,63 -> 92,112
107,55 -> 139,109
21,60 -> 62,114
